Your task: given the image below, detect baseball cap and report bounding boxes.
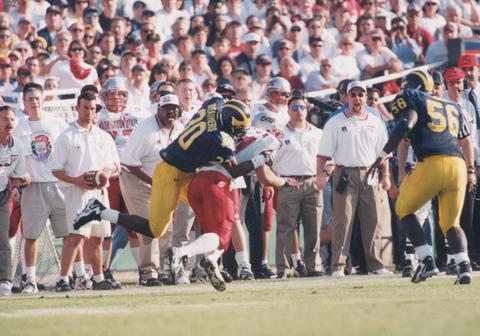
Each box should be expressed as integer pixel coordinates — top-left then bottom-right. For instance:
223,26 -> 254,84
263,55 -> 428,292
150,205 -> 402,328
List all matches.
347,81 -> 367,94
458,54 -> 478,68
46,5 -> 61,14
444,67 -> 465,81
369,28 -> 384,38
18,16 -> 31,24
159,94 -> 180,107
243,32 -> 261,43
375,8 -> 388,18
290,22 -> 304,32
424,0 -> 440,5
334,2 -> 351,13
255,53 -> 272,65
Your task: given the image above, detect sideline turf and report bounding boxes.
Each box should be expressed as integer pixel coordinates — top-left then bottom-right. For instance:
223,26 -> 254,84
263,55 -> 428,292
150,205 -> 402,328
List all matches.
1,275 -> 479,336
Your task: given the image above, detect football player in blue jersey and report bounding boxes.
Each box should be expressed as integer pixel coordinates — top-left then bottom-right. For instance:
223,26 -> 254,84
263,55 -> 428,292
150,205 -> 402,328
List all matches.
72,98 -> 271,239
368,70 -> 476,285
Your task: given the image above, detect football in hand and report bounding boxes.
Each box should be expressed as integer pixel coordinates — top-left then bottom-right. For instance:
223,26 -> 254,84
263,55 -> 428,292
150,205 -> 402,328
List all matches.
83,170 -> 108,188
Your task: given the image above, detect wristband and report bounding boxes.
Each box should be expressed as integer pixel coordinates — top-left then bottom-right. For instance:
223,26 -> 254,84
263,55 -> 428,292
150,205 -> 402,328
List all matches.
251,155 -> 266,169
278,178 -> 286,187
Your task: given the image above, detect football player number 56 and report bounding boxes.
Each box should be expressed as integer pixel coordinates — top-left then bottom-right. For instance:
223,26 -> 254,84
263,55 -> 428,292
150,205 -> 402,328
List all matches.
426,99 -> 459,136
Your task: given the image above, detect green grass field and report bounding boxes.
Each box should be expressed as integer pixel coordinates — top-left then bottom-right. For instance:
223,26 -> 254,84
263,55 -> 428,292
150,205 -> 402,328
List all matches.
1,274 -> 479,336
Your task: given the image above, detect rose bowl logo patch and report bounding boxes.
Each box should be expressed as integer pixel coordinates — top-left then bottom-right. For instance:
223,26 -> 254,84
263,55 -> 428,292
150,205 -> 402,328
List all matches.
31,134 -> 52,161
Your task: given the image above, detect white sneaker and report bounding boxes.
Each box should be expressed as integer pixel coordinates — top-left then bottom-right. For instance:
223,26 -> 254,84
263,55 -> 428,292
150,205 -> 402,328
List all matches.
173,253 -> 190,285
21,282 -> 38,294
0,280 -> 12,296
75,274 -> 93,290
331,270 -> 345,278
371,268 -> 394,276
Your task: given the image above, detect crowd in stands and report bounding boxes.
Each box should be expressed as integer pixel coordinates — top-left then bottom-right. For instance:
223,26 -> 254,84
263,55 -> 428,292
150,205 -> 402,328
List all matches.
0,0 -> 480,295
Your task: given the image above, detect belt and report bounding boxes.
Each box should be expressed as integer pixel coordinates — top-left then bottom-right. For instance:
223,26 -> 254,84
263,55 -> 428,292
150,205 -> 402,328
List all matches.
336,166 -> 368,169
281,175 -> 316,180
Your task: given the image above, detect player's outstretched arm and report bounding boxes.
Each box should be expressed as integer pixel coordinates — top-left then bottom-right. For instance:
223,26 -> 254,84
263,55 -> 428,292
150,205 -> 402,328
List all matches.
367,109 -> 418,179
255,165 -> 300,188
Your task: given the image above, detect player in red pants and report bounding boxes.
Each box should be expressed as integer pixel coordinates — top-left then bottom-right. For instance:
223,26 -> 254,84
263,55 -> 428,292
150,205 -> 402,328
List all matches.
171,127 -> 298,291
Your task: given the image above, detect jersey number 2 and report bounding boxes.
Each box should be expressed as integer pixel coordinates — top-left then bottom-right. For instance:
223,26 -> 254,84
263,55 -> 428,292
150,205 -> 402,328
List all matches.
178,108 -> 207,150
426,100 -> 459,137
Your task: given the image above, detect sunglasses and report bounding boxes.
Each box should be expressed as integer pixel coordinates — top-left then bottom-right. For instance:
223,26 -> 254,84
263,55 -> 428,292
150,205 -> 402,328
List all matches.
18,72 -> 30,77
70,48 -> 84,52
349,92 -> 366,98
85,13 -> 99,19
0,35 -> 11,39
310,25 -> 322,29
322,64 -> 332,68
372,36 -> 382,41
291,105 -> 306,111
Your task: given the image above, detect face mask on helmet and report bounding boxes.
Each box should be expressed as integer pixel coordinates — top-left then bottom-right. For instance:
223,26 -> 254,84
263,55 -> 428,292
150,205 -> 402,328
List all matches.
401,71 -> 434,93
101,77 -> 129,112
220,99 -> 251,141
266,77 -> 291,107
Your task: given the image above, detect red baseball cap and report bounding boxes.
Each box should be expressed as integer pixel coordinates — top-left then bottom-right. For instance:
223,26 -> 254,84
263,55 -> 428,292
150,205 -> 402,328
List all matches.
458,54 -> 478,68
444,67 -> 465,81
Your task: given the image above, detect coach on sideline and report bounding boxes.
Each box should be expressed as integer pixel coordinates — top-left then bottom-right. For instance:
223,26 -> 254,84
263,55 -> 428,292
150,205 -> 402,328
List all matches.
273,91 -> 324,278
316,81 -> 392,277
120,94 -> 184,286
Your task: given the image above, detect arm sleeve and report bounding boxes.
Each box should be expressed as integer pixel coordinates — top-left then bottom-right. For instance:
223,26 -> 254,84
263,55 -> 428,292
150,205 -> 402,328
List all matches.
50,133 -> 68,171
120,124 -> 147,167
458,109 -> 472,140
11,143 -> 27,179
317,119 -> 335,158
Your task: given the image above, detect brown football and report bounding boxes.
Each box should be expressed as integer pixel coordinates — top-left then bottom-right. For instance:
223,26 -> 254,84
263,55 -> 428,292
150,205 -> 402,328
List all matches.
83,170 -> 98,186
83,170 -> 107,188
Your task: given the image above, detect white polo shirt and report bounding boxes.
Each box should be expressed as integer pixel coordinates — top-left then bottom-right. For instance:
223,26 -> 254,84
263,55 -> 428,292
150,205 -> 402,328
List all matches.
50,122 -> 120,189
252,103 -> 289,133
121,115 -> 184,177
273,123 -> 323,176
0,136 -> 28,192
318,111 -> 387,167
14,115 -> 67,183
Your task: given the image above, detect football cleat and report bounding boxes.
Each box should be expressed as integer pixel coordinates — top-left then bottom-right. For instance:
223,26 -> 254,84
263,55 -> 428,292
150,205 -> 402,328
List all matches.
239,266 -> 255,280
454,261 -> 472,285
103,268 -> 122,289
411,256 -> 439,284
254,263 -> 277,279
171,249 -> 190,285
21,282 -> 38,294
294,260 -> 308,278
202,258 -> 226,292
73,198 -> 106,230
92,279 -> 118,290
55,279 -> 71,292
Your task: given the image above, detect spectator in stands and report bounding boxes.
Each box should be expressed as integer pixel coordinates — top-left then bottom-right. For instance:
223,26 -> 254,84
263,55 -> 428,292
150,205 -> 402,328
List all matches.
231,67 -> 251,91
305,58 -> 339,91
329,2 -> 353,40
155,0 -> 190,40
0,27 -> 14,59
128,63 -> 150,112
100,0 -> 121,32
388,16 -> 422,69
86,45 -> 103,68
272,39 -> 294,75
406,3 -> 432,62
38,6 -> 64,52
357,28 -> 397,79
317,81 -> 392,277
207,13 -> 227,46
98,64 -> 117,86
190,49 -> 215,88
130,1 -> 147,32
445,4 -> 473,39
306,16 -> 335,48
216,55 -> 235,86
0,58 -> 13,89
389,0 -> 407,17
419,0 -> 446,38
287,22 -> 308,62
98,32 -> 119,64
16,17 -> 36,43
224,20 -> 244,57
361,0 -> 378,17
374,8 -> 391,35
0,105 -> 29,297
110,17 -> 128,56
236,33 -> 261,77
178,60 -> 193,81
118,51 -> 137,84
50,40 -> 98,90
299,37 -> 325,78
332,33 -> 361,80
274,92 -> 324,279
425,22 -> 458,65
278,56 -> 303,91
252,53 -> 272,100
357,14 -> 376,45
177,35 -> 195,62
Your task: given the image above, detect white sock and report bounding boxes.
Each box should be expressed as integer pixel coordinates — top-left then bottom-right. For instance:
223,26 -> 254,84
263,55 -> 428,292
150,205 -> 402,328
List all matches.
24,266 -> 36,282
235,250 -> 250,268
291,253 -> 301,265
261,259 -> 268,266
131,246 -> 140,265
405,253 -> 415,261
206,249 -> 224,263
447,254 -> 454,263
74,261 -> 86,277
454,252 -> 470,264
93,274 -> 104,282
415,244 -> 432,261
179,233 -> 220,259
102,250 -> 109,268
85,264 -> 93,277
59,275 -> 69,283
101,208 -> 119,223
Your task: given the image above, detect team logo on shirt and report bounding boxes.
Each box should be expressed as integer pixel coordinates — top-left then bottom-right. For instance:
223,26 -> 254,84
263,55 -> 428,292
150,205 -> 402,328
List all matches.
31,134 -> 52,161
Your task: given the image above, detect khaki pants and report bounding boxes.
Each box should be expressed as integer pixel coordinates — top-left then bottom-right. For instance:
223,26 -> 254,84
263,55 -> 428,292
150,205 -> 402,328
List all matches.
119,170 -> 168,279
331,167 -> 385,272
0,190 -> 11,280
275,178 -> 323,274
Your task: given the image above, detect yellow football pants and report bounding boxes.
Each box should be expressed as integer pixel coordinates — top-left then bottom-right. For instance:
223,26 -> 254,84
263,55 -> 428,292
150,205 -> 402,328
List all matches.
396,155 -> 467,235
149,161 -> 193,237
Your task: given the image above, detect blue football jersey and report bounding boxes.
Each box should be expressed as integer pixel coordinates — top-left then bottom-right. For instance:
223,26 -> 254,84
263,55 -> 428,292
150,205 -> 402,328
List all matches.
391,89 -> 470,161
160,97 -> 235,172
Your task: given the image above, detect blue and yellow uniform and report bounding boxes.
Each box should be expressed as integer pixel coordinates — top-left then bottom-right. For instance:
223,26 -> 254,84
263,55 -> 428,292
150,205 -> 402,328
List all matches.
392,88 -> 471,234
149,97 -> 235,237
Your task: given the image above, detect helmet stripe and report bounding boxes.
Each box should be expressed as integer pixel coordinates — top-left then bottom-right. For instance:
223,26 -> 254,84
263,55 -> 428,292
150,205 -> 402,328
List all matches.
223,103 -> 251,127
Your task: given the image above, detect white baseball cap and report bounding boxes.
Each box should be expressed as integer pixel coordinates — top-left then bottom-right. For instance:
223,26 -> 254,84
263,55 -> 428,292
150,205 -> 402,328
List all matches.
159,94 -> 180,107
347,81 -> 367,94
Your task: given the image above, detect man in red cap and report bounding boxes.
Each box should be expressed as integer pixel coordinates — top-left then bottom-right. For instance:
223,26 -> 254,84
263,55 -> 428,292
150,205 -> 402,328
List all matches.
445,66 -> 480,272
